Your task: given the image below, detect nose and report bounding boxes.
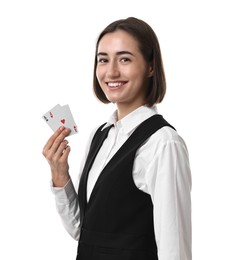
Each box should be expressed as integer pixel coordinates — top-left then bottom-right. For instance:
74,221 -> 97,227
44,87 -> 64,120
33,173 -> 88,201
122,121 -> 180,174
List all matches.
107,61 -> 120,78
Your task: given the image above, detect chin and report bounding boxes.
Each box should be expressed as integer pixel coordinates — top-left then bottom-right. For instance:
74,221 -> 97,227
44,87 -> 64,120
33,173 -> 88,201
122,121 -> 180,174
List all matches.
105,96 -> 119,104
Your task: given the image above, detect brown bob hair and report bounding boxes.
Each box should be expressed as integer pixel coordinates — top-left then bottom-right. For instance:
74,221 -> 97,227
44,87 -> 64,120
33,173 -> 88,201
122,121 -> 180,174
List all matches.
93,17 -> 166,107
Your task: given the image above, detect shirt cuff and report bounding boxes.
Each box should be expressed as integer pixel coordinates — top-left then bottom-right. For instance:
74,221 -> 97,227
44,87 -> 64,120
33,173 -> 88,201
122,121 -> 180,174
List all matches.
50,178 -> 77,204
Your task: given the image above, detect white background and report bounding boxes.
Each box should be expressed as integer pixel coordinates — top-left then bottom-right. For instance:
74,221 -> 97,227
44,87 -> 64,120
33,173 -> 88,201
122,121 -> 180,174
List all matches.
0,0 -> 237,259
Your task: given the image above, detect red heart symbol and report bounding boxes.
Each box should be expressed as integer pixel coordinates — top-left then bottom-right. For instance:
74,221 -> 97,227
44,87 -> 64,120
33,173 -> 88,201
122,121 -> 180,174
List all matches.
61,119 -> 65,124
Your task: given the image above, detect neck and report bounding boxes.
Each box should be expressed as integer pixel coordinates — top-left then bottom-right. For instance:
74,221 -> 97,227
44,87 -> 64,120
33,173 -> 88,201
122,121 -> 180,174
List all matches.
116,103 -> 145,121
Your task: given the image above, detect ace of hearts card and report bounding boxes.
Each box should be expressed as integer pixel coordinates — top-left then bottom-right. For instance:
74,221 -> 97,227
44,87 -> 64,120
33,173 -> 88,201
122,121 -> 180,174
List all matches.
42,104 -> 78,136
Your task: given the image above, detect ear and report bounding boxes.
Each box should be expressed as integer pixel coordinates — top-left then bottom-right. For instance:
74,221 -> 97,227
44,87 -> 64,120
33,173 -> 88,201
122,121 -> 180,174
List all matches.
147,65 -> 154,78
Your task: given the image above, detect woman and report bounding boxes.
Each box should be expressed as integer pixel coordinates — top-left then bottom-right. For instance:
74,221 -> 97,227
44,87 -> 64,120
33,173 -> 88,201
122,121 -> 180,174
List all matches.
43,17 -> 192,260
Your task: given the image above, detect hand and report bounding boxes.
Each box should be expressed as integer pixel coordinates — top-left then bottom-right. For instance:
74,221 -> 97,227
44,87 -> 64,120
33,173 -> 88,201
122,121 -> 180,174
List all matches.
42,126 -> 71,187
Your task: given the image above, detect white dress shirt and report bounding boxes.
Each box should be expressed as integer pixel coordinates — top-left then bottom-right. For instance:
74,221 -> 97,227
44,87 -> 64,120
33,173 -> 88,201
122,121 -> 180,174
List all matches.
51,105 -> 192,260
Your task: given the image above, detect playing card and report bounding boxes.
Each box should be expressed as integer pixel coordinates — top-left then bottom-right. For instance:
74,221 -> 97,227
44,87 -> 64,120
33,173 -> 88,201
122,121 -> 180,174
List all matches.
42,104 -> 61,131
42,104 -> 78,136
59,104 -> 78,135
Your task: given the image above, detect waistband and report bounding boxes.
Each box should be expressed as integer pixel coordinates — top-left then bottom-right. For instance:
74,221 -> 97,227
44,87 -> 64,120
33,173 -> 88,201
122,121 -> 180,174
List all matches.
79,228 -> 157,251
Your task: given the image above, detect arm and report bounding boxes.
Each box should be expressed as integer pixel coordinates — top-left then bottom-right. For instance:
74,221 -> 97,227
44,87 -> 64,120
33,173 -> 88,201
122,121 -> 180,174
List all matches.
51,179 -> 81,240
43,125 -> 99,240
148,138 -> 192,260
42,126 -> 80,239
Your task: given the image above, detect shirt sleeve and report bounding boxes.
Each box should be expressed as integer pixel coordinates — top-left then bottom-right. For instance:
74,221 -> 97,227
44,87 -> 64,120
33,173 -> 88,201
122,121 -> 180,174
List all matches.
51,178 -> 81,240
145,138 -> 192,260
50,126 -> 100,241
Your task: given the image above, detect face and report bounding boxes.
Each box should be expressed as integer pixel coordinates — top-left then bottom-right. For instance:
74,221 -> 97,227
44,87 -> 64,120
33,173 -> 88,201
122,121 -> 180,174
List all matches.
96,30 -> 153,112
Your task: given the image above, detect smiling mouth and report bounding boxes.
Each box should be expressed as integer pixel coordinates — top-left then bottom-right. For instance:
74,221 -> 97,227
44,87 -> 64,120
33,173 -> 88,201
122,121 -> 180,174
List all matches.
107,81 -> 127,89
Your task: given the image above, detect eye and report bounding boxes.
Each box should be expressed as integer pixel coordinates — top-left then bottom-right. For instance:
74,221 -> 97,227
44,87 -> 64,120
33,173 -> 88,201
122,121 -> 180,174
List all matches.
120,57 -> 130,63
97,58 -> 108,63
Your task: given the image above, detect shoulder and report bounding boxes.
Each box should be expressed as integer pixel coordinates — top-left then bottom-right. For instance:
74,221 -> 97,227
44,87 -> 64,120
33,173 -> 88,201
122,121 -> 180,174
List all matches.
149,122 -> 185,142
155,126 -> 185,144
139,125 -> 189,156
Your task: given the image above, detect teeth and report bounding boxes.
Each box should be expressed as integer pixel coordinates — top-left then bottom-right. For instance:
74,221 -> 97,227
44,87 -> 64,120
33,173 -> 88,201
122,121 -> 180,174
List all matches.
108,82 -> 123,87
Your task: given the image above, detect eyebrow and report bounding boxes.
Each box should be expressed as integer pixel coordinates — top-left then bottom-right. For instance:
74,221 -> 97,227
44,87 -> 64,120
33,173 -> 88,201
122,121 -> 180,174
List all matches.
97,51 -> 134,56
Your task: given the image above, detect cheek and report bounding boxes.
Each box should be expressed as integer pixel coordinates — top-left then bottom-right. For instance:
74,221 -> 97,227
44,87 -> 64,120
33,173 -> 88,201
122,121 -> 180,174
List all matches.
96,66 -> 104,83
131,70 -> 147,84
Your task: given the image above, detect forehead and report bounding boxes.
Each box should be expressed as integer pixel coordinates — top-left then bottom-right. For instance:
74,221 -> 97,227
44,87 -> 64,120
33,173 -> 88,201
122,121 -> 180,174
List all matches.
97,30 -> 140,53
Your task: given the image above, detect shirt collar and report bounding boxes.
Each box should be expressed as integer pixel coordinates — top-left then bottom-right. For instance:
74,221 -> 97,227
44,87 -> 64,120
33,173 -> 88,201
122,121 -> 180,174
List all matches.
102,105 -> 158,135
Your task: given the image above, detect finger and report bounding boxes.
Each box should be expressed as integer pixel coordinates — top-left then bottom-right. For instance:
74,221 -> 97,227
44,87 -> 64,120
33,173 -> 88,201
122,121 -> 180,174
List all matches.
43,126 -> 65,155
43,127 -> 70,157
60,145 -> 71,162
54,139 -> 69,159
49,128 -> 71,154
52,144 -> 71,172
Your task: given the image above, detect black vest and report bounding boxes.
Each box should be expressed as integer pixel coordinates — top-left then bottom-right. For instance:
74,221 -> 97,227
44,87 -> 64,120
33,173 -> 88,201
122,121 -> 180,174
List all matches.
76,115 -> 175,260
